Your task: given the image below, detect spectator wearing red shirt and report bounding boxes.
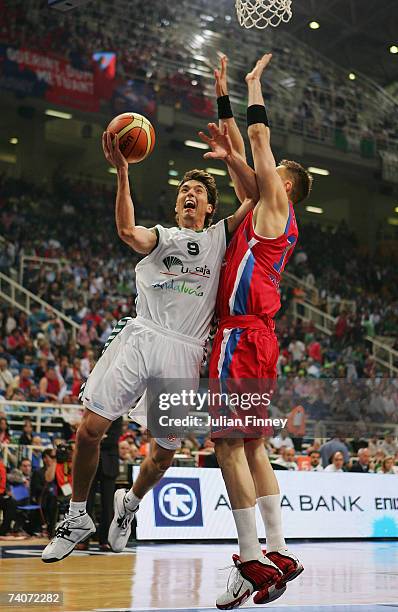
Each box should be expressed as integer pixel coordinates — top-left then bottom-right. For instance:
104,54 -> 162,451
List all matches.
0,417 -> 10,444
307,338 -> 322,363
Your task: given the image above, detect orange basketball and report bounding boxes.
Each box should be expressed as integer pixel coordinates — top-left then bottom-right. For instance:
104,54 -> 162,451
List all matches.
106,112 -> 155,164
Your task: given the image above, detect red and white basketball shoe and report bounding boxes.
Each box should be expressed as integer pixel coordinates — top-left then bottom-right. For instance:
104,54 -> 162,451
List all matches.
252,549 -> 304,605
216,554 -> 283,609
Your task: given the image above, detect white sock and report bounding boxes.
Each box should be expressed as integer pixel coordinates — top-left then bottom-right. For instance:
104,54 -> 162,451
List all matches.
257,494 -> 287,552
232,507 -> 262,562
124,489 -> 141,512
69,501 -> 87,517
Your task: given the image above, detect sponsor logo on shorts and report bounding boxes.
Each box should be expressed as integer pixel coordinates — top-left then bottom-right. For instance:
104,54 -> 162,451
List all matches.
153,477 -> 203,527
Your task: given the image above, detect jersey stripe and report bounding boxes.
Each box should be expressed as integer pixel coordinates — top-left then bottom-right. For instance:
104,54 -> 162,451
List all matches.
219,328 -> 244,379
229,238 -> 258,315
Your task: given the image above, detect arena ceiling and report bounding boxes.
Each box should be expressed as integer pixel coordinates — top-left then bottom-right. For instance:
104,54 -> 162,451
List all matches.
289,0 -> 398,87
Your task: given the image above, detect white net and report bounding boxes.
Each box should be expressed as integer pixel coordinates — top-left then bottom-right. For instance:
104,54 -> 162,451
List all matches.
236,0 -> 292,29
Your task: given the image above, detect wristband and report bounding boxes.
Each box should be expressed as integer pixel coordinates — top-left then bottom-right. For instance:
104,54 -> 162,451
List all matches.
217,95 -> 233,120
247,104 -> 269,127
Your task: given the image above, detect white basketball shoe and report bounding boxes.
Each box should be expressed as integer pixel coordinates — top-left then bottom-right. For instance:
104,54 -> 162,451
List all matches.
108,488 -> 138,552
41,512 -> 95,563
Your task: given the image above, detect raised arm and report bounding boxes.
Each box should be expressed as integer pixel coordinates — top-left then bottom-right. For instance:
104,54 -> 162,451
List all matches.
214,55 -> 259,204
246,54 -> 289,237
102,131 -> 157,255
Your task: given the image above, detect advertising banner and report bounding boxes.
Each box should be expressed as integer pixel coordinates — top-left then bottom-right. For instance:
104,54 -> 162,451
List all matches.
0,45 -> 100,112
133,467 -> 398,540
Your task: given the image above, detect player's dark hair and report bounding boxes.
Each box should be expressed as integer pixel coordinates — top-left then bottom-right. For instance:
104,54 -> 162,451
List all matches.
279,159 -> 313,205
177,169 -> 219,227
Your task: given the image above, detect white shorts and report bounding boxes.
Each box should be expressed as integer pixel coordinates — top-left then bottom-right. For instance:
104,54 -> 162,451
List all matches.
80,316 -> 204,450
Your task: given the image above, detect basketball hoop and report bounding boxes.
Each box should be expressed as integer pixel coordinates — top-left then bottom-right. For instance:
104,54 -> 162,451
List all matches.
236,0 -> 292,29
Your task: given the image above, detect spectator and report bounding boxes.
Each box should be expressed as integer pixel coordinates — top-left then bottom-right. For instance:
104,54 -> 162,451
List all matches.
380,433 -> 398,457
39,364 -> 65,402
349,448 -> 373,473
377,456 -> 397,475
31,436 -> 43,471
0,416 -> 11,444
288,339 -> 306,363
30,448 -> 58,537
19,419 -> 34,446
324,451 -> 345,473
0,358 -> 13,393
8,458 -> 32,489
308,450 -> 323,472
118,440 -> 135,464
0,453 -> 18,536
320,434 -> 350,468
274,447 -> 298,471
270,429 -> 294,451
286,404 -> 306,451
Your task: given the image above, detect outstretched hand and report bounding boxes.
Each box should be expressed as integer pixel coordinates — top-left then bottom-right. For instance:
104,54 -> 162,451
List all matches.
214,54 -> 228,98
102,131 -> 128,171
245,53 -> 273,82
198,123 -> 233,161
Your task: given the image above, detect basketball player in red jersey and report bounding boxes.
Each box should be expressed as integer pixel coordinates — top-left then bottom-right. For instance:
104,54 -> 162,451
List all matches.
200,54 -> 313,608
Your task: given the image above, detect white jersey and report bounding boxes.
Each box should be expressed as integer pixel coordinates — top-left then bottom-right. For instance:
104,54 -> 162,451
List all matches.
135,220 -> 227,341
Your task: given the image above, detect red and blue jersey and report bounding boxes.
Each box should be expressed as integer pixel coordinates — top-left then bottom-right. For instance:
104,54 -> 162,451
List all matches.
216,203 -> 298,320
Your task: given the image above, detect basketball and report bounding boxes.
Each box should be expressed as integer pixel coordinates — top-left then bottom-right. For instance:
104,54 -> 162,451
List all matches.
106,112 -> 155,163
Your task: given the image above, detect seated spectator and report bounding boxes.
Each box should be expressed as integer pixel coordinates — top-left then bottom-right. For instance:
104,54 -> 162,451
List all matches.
8,458 -> 32,492
380,433 -> 398,457
39,363 -> 65,402
324,451 -> 345,472
6,367 -> 33,399
349,448 -> 373,473
0,358 -> 13,393
0,416 -> 11,444
19,419 -> 34,446
377,456 -> 397,475
320,433 -> 350,468
118,440 -> 136,464
30,448 -> 58,537
270,429 -> 294,451
308,450 -> 323,472
31,436 -> 43,471
274,447 -> 298,471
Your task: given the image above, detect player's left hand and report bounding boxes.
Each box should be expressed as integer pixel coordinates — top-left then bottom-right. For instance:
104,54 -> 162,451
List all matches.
214,54 -> 228,98
246,53 -> 273,82
198,123 -> 233,161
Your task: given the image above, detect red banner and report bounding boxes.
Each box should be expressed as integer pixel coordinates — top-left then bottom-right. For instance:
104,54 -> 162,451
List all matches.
4,46 -> 100,112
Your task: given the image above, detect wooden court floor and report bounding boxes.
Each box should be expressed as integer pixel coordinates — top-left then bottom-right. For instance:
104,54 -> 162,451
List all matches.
0,541 -> 397,611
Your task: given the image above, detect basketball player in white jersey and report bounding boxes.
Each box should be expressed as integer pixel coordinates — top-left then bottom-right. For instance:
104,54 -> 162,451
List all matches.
42,125 -> 259,562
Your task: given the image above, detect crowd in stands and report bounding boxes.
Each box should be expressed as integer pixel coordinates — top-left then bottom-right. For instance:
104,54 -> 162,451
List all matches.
1,0 -> 398,154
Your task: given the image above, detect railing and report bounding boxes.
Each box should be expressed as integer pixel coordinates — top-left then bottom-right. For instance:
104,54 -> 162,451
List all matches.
0,271 -> 79,340
291,299 -> 336,336
291,299 -> 398,375
282,271 -> 319,304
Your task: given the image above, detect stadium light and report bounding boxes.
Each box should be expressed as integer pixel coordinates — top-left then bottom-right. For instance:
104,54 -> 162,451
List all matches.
206,167 -> 227,176
45,109 -> 72,119
184,140 -> 209,150
9,137 -> 18,145
388,217 -> 398,226
306,206 -> 323,214
395,206 -> 398,213
390,45 -> 398,54
349,73 -> 356,81
168,170 -> 178,177
108,167 -> 117,174
168,179 -> 180,186
309,21 -> 320,30
308,166 -> 330,176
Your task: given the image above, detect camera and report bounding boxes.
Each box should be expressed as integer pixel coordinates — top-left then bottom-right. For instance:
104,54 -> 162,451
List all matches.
56,443 -> 72,463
